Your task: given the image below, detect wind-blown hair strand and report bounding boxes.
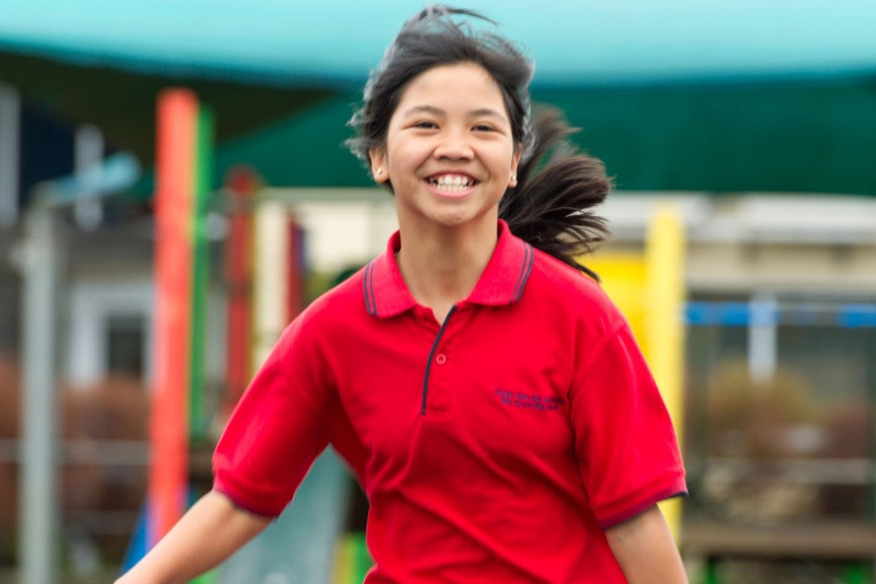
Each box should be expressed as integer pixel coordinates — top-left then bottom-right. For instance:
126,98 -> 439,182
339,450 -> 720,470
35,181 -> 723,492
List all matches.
347,5 -> 612,278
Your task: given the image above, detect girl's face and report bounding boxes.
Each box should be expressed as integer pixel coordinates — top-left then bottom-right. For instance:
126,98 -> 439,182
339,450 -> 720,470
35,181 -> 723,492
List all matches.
370,62 -> 521,232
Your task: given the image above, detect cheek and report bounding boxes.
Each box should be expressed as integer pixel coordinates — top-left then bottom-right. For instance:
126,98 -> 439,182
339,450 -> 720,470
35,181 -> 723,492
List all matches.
492,145 -> 518,172
387,140 -> 430,173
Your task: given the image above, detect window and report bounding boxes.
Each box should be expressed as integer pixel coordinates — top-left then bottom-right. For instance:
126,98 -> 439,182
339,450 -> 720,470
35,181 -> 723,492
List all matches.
106,314 -> 145,378
66,278 -> 152,387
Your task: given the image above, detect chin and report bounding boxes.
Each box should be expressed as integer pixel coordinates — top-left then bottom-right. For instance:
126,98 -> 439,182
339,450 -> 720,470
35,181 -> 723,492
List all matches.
432,210 -> 491,229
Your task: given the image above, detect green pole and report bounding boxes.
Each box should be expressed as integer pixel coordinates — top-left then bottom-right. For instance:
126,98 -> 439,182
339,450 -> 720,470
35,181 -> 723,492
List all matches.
842,562 -> 870,584
187,104 -> 216,584
355,533 -> 373,583
703,558 -> 720,584
188,105 -> 214,443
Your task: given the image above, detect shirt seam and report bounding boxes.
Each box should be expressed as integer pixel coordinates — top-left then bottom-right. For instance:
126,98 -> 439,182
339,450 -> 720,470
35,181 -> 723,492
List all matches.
276,325 -> 335,422
566,319 -> 628,399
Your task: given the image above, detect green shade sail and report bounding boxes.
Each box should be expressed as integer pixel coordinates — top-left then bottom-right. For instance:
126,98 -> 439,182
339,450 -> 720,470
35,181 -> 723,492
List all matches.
205,80 -> 876,196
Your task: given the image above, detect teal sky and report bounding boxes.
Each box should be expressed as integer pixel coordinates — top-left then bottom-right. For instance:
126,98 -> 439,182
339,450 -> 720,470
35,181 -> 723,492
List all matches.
1,0 -> 875,85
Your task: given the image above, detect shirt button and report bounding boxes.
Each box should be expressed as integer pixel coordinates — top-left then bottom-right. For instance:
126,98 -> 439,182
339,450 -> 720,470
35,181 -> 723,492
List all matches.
435,353 -> 447,365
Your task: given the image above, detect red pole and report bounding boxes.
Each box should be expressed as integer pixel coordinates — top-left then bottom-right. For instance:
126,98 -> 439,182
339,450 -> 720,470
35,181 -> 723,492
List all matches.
149,89 -> 197,544
222,167 -> 259,420
286,218 -> 305,324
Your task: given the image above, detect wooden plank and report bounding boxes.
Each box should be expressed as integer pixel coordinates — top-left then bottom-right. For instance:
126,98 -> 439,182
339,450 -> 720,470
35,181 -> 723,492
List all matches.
683,521 -> 876,560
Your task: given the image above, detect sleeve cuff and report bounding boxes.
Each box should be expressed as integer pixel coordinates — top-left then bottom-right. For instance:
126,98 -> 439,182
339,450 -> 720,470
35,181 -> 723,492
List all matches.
598,481 -> 688,529
212,478 -> 285,518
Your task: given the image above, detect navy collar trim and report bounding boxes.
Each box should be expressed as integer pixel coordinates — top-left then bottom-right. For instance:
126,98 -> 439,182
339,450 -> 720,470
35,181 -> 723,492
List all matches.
363,220 -> 533,319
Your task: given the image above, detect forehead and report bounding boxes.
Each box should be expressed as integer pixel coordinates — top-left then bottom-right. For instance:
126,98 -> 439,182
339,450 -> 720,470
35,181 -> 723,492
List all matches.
395,62 -> 507,114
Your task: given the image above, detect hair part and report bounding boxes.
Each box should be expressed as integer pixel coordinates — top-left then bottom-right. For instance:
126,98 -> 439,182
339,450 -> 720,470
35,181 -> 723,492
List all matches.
347,5 -> 611,277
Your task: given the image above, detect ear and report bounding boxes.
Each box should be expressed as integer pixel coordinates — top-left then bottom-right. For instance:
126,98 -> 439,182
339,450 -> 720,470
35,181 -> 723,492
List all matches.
369,147 -> 389,184
508,145 -> 522,188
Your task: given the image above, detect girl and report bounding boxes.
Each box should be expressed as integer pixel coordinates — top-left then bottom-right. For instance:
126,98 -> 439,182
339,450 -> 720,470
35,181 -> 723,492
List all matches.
117,6 -> 688,583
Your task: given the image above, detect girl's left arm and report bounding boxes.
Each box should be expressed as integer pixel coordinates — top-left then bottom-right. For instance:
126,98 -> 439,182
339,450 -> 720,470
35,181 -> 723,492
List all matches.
605,505 -> 689,584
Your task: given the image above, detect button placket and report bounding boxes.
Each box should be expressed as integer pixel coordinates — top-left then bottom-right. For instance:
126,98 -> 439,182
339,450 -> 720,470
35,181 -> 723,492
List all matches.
427,345 -> 452,413
421,306 -> 458,415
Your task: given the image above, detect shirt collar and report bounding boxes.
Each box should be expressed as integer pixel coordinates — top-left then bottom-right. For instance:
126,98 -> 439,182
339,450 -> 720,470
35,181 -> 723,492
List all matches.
363,219 -> 534,319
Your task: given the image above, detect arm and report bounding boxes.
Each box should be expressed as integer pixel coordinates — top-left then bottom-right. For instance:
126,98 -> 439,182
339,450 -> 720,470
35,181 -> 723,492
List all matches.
605,505 -> 688,584
115,490 -> 271,584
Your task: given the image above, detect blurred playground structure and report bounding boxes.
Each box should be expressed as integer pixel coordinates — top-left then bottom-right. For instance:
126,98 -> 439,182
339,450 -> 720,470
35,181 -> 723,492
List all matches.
3,2 -> 876,583
3,173 -> 876,584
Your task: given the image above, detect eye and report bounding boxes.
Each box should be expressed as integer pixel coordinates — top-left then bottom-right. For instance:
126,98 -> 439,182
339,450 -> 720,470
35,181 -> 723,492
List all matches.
412,120 -> 438,129
473,123 -> 496,132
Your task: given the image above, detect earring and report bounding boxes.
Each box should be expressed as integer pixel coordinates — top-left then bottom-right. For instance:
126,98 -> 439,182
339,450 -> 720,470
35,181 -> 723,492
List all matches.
375,168 -> 384,177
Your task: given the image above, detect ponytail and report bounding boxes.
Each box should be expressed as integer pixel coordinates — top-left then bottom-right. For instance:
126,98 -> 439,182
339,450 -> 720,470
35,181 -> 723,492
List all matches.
500,107 -> 612,281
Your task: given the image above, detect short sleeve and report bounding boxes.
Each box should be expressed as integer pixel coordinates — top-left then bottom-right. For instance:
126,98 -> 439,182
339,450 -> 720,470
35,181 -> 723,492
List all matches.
570,322 -> 686,528
212,318 -> 333,517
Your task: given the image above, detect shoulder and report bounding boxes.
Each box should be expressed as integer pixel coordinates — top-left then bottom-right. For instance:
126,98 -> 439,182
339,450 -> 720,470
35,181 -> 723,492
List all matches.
523,247 -> 627,338
269,265 -> 370,358
296,266 -> 368,329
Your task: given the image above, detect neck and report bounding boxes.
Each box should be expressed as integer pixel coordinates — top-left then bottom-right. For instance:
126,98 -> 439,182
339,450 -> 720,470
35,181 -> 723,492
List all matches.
396,219 -> 498,319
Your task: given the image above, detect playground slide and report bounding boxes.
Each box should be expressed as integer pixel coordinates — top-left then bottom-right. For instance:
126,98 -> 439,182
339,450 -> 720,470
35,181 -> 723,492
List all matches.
216,450 -> 353,584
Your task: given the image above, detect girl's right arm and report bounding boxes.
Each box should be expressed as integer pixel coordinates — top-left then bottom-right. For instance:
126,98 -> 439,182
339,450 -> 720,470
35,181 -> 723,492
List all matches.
114,490 -> 271,584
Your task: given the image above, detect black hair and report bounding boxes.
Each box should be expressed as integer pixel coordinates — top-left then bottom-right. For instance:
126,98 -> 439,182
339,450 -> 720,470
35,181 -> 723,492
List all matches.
347,5 -> 611,279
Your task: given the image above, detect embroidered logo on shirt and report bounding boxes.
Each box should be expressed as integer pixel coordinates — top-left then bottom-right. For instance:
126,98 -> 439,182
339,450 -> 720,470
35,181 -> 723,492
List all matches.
494,389 -> 562,411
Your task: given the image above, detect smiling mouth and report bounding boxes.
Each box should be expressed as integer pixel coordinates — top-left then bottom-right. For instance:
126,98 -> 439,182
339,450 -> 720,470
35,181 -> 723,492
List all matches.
426,174 -> 478,194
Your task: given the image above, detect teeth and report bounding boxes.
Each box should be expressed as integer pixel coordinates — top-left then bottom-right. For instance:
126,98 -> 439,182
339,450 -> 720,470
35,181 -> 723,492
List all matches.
430,174 -> 474,192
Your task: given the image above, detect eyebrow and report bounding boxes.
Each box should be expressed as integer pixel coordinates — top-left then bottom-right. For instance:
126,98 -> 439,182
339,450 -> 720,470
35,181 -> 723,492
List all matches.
401,105 -> 507,120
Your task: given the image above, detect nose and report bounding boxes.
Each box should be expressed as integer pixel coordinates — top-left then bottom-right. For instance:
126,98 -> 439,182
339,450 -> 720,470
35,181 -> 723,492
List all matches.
433,128 -> 474,161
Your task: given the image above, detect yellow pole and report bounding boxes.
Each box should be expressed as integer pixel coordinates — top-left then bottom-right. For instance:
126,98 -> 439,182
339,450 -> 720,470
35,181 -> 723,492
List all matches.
644,203 -> 686,543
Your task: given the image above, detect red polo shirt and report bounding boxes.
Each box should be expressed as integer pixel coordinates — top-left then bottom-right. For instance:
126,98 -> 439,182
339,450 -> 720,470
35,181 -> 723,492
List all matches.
214,220 -> 686,583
